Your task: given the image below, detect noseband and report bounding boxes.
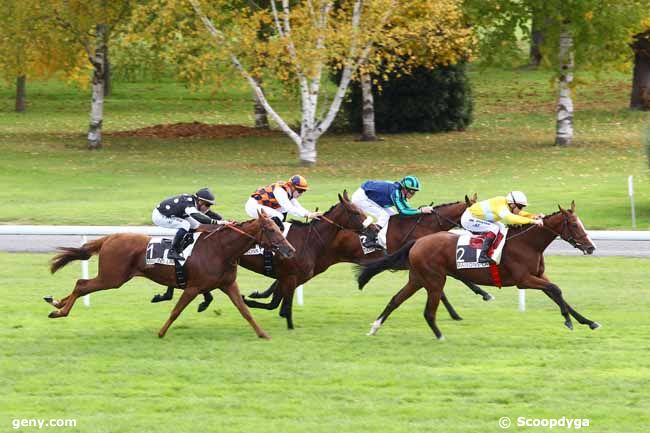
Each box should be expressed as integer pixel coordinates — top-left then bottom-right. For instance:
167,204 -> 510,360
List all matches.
542,214 -> 587,250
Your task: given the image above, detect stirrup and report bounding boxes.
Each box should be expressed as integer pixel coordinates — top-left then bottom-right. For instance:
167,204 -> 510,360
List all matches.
168,249 -> 184,260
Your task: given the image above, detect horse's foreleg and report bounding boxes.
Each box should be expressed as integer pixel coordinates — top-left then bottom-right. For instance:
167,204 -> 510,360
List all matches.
450,273 -> 494,301
151,286 -> 175,303
243,289 -> 283,310
223,281 -> 270,340
197,291 -> 214,313
519,275 -> 573,330
248,280 -> 279,299
279,288 -> 296,330
441,291 -> 463,321
157,287 -> 199,338
538,286 -> 600,329
368,279 -> 421,336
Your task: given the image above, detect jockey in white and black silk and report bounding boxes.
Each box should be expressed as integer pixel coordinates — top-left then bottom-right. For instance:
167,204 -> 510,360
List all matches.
152,187 -> 227,259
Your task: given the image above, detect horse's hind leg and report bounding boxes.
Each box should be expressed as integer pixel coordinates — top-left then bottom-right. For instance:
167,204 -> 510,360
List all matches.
49,276 -> 120,318
422,276 -> 447,340
222,281 -> 270,340
243,288 -> 283,310
158,287 -> 199,338
541,289 -> 600,330
519,275 -> 573,330
151,286 -> 175,303
368,277 -> 421,336
450,273 -> 494,301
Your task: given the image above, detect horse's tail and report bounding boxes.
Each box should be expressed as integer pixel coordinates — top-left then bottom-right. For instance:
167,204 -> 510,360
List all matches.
50,237 -> 107,274
356,240 -> 416,290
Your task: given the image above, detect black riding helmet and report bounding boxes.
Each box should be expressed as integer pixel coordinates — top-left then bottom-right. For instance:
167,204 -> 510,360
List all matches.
195,187 -> 216,205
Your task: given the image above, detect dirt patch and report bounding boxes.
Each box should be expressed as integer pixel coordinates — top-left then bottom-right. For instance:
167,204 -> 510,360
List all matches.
108,122 -> 281,139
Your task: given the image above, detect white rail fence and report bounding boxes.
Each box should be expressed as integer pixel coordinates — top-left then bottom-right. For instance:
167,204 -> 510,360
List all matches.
1,226 -> 649,310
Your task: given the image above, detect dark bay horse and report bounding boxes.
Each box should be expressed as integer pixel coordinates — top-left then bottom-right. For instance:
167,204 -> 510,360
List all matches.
152,191 -> 370,329
357,202 -> 599,340
242,195 -> 493,324
45,211 -> 295,339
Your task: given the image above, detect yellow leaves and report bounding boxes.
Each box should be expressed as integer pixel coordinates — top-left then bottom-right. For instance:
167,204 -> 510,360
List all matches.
585,11 -> 594,22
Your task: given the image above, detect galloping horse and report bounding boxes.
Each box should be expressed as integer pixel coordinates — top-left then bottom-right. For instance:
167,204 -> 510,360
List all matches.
357,202 -> 599,340
152,191 -> 370,329
243,194 -> 494,325
45,211 -> 295,339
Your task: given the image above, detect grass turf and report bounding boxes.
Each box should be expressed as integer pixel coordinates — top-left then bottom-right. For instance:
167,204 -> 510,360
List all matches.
1,253 -> 648,432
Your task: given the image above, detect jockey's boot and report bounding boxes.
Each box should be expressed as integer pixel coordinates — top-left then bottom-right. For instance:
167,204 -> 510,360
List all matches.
362,226 -> 385,250
271,216 -> 285,232
168,228 -> 187,260
478,232 -> 496,263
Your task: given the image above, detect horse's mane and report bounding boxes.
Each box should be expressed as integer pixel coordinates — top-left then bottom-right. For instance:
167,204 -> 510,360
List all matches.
392,200 -> 463,220
287,202 -> 340,227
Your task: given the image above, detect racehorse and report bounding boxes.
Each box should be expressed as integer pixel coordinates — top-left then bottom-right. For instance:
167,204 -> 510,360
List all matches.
152,191 -> 370,329
357,201 -> 599,340
44,211 -> 295,340
241,195 -> 493,326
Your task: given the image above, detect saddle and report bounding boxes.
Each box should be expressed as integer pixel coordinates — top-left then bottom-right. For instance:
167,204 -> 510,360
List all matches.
145,232 -> 201,267
456,229 -> 508,269
242,223 -> 292,277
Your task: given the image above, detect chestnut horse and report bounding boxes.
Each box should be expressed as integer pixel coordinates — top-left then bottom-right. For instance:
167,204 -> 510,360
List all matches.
152,191 -> 370,329
45,211 -> 295,339
242,194 -> 493,325
357,202 -> 599,340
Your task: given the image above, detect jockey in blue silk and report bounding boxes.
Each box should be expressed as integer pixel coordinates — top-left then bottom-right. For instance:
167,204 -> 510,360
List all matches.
351,175 -> 434,249
152,187 -> 229,260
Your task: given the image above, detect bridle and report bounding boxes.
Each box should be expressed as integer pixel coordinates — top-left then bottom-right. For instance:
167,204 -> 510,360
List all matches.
204,221 -> 284,253
307,202 -> 368,248
400,203 -> 464,244
541,213 -> 587,250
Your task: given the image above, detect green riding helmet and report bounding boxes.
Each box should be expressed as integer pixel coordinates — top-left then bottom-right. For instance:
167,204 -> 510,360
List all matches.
400,175 -> 421,191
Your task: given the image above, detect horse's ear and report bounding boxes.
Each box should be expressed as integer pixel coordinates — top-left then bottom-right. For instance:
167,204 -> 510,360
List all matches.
338,193 -> 343,203
258,209 -> 266,218
570,200 -> 576,212
472,192 -> 477,201
343,189 -> 349,201
558,204 -> 566,213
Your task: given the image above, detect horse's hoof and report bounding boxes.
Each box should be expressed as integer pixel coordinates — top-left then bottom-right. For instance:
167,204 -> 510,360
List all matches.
197,303 -> 208,313
452,316 -> 463,321
158,332 -> 166,338
564,321 -> 574,330
258,333 -> 271,340
248,291 -> 262,299
590,322 -> 601,330
48,311 -> 61,319
43,295 -> 54,305
437,335 -> 446,341
151,295 -> 162,303
483,293 -> 495,301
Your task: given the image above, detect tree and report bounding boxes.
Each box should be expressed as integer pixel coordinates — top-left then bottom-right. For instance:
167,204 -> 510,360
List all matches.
0,1 -> 67,112
630,28 -> 650,110
465,0 -> 650,146
49,1 -> 133,149
185,0 -> 468,165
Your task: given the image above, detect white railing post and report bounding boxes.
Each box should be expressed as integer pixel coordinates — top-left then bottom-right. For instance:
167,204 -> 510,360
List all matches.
81,235 -> 90,306
296,284 -> 304,306
518,289 -> 526,312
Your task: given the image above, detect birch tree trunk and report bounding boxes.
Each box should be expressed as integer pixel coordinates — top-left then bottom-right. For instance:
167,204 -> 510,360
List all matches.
253,76 -> 269,129
360,72 -> 377,141
630,31 -> 650,110
555,23 -> 574,146
15,75 -> 26,113
88,24 -> 107,150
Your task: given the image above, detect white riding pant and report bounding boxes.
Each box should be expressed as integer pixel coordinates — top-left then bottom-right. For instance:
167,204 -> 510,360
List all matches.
152,208 -> 200,231
351,188 -> 396,248
461,209 -> 503,236
245,197 -> 284,221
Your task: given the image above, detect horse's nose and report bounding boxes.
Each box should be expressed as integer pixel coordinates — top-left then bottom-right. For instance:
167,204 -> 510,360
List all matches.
586,245 -> 595,255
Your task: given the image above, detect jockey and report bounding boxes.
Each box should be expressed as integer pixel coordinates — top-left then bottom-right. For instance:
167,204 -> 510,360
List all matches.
461,191 -> 544,262
351,175 -> 434,249
152,187 -> 228,260
245,175 -> 323,228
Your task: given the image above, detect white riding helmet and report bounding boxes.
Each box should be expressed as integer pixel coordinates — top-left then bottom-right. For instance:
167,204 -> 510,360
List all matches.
506,191 -> 528,207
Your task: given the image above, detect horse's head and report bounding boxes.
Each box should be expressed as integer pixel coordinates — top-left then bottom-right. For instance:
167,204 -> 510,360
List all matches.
257,210 -> 296,259
552,201 -> 596,255
326,190 -> 372,233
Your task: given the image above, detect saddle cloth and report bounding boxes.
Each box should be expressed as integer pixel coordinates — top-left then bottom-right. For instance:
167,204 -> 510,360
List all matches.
243,223 -> 292,256
145,233 -> 201,266
456,228 -> 508,269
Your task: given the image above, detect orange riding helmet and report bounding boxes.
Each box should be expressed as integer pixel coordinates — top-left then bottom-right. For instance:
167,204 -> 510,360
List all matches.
288,175 -> 309,191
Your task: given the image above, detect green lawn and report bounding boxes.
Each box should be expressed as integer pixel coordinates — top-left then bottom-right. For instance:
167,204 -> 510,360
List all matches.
1,253 -> 648,432
0,68 -> 649,228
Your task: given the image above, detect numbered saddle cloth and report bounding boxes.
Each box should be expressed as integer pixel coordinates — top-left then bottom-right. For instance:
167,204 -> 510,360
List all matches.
145,233 -> 201,266
243,223 -> 292,256
455,228 -> 508,269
